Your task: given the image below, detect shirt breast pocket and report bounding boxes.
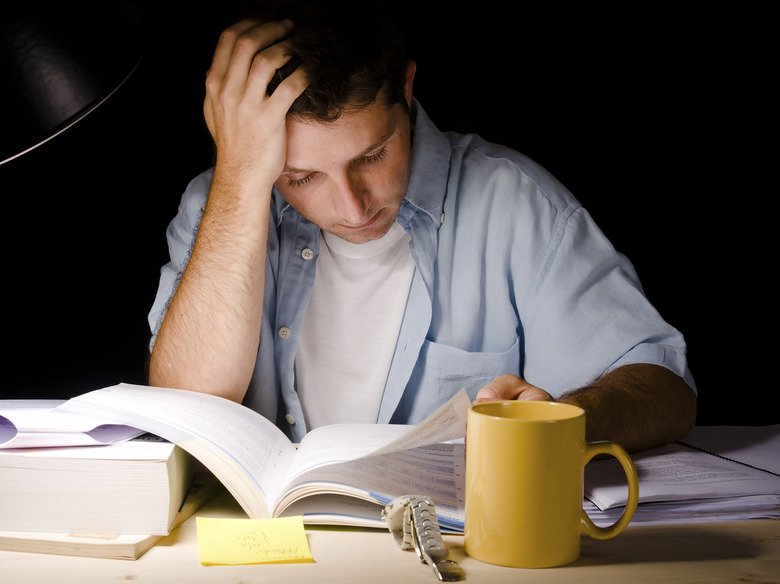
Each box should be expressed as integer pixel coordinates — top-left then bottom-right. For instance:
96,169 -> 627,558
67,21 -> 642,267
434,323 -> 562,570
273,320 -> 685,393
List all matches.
410,336 -> 522,403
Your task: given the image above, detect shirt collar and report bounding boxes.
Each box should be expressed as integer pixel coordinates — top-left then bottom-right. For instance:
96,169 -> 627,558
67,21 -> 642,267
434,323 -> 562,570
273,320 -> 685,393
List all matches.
402,100 -> 451,229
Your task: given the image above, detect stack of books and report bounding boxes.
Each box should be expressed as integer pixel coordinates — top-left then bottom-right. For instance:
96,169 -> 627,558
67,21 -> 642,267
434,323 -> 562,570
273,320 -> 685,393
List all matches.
0,399 -> 216,559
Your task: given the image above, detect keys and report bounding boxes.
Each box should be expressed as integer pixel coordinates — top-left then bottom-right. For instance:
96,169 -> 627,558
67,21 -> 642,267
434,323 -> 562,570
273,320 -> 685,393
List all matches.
382,495 -> 465,582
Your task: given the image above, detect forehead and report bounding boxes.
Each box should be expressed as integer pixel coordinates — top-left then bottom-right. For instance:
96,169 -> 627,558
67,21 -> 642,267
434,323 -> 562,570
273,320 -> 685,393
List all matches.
284,101 -> 403,169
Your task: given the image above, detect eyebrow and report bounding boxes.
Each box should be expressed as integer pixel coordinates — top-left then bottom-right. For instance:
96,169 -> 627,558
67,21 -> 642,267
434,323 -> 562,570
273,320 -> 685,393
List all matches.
282,129 -> 395,175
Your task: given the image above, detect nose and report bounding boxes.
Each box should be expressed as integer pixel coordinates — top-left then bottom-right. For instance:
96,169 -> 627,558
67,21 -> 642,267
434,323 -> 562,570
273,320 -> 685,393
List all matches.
333,173 -> 370,224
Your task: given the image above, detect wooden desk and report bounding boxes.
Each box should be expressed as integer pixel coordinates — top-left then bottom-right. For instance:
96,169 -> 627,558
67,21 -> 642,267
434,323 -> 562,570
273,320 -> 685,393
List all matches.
2,489 -> 778,584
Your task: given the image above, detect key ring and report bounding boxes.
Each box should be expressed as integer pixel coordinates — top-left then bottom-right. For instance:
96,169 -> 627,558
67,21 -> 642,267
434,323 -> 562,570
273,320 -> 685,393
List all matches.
382,495 -> 465,582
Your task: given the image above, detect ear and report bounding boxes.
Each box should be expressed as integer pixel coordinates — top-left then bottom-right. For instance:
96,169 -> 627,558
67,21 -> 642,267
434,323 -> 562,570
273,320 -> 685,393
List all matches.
403,60 -> 417,108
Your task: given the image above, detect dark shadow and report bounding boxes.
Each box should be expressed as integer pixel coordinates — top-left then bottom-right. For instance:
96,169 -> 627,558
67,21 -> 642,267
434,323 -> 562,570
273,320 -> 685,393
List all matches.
444,525 -> 760,568
576,526 -> 759,566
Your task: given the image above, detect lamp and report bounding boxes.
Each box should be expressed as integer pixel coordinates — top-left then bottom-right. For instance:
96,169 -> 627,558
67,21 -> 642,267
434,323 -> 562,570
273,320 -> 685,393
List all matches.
0,0 -> 148,165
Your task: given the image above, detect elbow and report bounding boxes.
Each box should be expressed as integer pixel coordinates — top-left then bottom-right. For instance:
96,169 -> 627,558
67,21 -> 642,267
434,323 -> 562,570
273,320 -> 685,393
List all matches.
147,347 -> 249,404
677,381 -> 698,439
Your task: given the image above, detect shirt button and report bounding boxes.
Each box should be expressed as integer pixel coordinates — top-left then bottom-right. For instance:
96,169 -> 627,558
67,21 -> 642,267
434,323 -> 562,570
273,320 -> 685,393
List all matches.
278,326 -> 291,339
285,413 -> 296,425
301,248 -> 314,260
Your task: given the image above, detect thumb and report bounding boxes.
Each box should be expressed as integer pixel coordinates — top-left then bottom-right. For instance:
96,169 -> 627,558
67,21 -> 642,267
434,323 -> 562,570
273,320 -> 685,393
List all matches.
473,374 -> 524,404
473,374 -> 554,404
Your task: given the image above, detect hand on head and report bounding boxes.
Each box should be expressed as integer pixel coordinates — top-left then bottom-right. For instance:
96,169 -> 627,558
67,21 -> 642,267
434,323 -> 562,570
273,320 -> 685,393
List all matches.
203,18 -> 309,183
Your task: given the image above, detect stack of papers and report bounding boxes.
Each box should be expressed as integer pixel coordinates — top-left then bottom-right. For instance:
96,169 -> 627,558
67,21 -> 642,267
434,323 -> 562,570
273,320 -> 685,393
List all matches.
0,399 -> 143,448
584,425 -> 780,526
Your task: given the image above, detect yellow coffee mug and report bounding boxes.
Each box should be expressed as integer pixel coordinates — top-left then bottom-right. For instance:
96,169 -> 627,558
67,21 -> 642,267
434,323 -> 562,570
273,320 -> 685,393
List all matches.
464,400 -> 639,568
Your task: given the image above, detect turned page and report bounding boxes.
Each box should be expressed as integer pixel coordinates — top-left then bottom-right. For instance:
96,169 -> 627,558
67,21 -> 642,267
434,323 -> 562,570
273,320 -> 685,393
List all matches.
270,390 -> 471,525
283,388 -> 470,486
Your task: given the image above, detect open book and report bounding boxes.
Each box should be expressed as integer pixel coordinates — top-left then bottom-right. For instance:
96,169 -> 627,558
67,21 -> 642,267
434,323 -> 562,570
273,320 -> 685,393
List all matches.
57,384 -> 469,532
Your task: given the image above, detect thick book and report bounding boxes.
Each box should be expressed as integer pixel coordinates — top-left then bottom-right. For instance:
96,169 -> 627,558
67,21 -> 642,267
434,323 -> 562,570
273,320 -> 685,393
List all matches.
0,470 -> 219,560
0,436 -> 195,535
56,384 -> 470,532
584,425 -> 780,526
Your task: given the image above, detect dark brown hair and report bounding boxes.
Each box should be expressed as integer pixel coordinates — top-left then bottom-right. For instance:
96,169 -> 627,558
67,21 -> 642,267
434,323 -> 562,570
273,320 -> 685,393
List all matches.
250,0 -> 409,121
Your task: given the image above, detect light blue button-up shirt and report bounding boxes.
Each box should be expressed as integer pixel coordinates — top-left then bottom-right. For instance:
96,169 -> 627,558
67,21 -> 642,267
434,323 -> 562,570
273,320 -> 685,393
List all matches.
149,101 -> 695,442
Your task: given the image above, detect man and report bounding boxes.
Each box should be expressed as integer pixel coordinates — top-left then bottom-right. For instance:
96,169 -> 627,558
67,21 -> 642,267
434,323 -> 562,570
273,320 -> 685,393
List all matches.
148,1 -> 696,452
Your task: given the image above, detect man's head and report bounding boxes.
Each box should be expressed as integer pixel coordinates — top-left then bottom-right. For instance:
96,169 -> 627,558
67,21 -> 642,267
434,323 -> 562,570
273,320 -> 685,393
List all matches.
251,0 -> 410,121
245,0 -> 416,244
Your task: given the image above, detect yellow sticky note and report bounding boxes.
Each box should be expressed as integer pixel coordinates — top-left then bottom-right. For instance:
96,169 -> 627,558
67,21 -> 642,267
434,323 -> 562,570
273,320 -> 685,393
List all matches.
196,515 -> 314,565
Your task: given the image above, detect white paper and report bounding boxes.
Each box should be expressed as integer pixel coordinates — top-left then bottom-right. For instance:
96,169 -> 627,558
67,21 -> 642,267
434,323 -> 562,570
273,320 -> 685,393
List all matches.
0,400 -> 143,449
585,439 -> 780,512
681,425 -> 780,475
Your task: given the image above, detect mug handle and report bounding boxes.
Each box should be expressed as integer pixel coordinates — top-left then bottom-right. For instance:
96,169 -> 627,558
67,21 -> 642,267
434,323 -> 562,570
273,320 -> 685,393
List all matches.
579,441 -> 639,540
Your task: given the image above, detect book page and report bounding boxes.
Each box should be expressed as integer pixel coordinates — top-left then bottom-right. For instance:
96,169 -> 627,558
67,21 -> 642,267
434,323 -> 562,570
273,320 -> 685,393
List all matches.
276,493 -> 388,528
275,389 -> 469,524
287,389 -> 470,482
286,423 -> 410,480
276,442 -> 466,531
57,384 -> 296,518
368,389 -> 470,456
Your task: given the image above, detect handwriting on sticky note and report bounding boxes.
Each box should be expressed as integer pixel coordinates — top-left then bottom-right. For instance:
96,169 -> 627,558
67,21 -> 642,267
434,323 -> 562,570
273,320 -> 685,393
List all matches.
196,516 -> 314,565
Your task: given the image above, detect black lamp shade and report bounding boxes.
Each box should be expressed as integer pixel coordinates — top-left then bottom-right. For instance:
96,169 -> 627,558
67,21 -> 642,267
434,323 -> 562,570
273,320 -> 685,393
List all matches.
1,0 -> 148,164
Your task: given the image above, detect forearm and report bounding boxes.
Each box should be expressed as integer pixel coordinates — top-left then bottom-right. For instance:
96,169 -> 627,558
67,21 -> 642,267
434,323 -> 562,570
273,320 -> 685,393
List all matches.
149,19 -> 308,401
558,363 -> 697,453
148,174 -> 271,402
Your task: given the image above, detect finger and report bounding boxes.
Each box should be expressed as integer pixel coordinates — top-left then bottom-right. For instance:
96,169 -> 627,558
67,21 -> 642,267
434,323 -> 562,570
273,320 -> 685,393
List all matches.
204,21 -> 295,132
255,60 -> 309,118
513,386 -> 554,402
229,20 -> 293,75
210,19 -> 293,88
473,374 -> 554,404
473,374 -> 525,403
208,18 -> 264,81
244,39 -> 299,96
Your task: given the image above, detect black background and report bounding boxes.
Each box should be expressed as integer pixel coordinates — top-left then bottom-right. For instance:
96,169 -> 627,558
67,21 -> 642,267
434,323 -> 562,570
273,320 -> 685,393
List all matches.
1,2 -> 773,425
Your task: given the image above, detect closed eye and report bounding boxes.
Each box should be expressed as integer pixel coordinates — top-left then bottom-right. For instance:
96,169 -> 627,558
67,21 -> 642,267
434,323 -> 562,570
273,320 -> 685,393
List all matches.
357,147 -> 387,164
286,173 -> 315,188
284,147 -> 388,188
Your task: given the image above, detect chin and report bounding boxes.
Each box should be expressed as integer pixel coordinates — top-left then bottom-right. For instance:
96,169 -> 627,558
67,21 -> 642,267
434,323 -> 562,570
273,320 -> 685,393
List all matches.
333,218 -> 396,244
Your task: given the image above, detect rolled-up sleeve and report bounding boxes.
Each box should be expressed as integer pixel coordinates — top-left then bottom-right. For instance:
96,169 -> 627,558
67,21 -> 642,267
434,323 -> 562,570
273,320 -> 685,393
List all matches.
147,170 -> 213,349
521,203 -> 696,394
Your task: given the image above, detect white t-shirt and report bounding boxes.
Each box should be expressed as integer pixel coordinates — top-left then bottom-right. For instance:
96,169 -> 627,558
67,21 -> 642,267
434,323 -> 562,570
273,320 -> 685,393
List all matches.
295,222 -> 415,429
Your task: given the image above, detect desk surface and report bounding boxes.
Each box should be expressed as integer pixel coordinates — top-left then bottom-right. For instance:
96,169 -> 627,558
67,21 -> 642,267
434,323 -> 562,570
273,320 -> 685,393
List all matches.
2,490 -> 779,584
